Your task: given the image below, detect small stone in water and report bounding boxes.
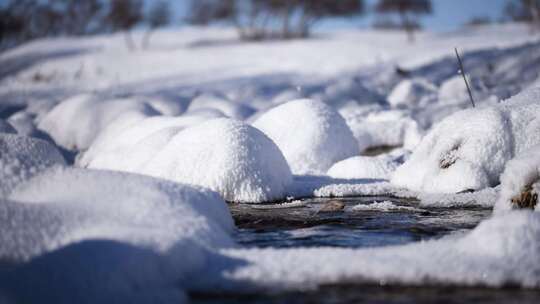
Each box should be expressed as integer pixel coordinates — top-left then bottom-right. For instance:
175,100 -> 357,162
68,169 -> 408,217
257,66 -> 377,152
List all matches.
318,200 -> 346,213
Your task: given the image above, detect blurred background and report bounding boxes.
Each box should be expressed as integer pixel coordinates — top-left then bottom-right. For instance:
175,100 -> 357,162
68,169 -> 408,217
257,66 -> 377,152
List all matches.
0,0 -> 539,51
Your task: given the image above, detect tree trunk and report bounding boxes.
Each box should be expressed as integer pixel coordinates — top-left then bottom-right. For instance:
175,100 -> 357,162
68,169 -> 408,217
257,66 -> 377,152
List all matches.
400,12 -> 414,43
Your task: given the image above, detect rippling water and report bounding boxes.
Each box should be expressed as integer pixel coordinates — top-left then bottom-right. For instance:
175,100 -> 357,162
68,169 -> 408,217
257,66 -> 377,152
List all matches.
192,197 -> 540,303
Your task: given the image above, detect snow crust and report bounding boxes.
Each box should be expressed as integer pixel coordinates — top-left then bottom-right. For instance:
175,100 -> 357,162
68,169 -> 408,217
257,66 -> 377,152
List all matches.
253,99 -> 359,175
327,155 -> 398,180
38,94 -> 159,151
392,88 -> 540,193
0,134 -> 65,197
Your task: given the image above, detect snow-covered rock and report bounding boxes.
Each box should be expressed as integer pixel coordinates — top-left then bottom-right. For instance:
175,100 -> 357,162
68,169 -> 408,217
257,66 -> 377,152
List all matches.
344,109 -> 423,152
7,111 -> 52,140
388,78 -> 437,108
253,99 -> 359,175
187,93 -> 255,120
438,75 -> 470,104
88,118 -> 293,203
392,88 -> 540,193
0,134 -> 65,197
0,119 -> 16,134
327,155 -> 399,180
495,145 -> 540,212
38,94 -> 159,151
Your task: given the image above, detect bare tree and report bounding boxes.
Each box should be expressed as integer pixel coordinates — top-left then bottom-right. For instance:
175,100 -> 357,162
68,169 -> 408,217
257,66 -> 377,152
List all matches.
105,0 -> 143,50
142,1 -> 171,49
187,0 -> 364,41
503,0 -> 540,31
375,0 -> 432,42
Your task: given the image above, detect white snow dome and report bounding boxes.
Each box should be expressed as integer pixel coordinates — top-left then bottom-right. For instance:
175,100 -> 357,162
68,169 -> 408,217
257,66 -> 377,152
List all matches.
392,88 -> 540,193
253,99 -> 360,175
327,155 -> 398,180
38,94 -> 158,151
0,134 -> 65,197
89,118 -> 293,203
388,78 -> 437,108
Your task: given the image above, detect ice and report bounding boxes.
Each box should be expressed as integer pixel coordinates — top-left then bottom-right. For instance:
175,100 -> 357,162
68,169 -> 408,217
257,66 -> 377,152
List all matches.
253,99 -> 359,175
38,94 -> 159,151
351,201 -> 423,212
327,155 -> 398,180
0,134 -> 65,197
388,78 -> 437,108
392,88 -> 540,193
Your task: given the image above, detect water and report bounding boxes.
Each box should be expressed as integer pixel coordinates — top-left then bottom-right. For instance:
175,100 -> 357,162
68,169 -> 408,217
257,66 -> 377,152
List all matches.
191,196 -> 540,303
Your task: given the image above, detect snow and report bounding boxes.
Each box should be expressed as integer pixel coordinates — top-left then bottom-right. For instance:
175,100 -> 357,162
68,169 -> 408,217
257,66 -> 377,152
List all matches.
392,88 -> 540,193
327,155 -> 398,180
0,134 -> 65,197
343,109 -> 423,152
0,119 -> 16,134
388,78 -> 437,108
352,201 -> 423,212
1,167 -> 234,303
187,93 -> 256,120
253,99 -> 359,175
495,145 -> 540,212
438,75 -> 471,105
218,211 -> 540,290
88,118 -> 293,203
37,94 -> 159,151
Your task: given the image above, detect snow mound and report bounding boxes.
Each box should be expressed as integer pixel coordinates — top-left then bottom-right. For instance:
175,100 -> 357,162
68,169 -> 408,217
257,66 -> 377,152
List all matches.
344,109 -> 423,152
220,211 -> 540,289
327,155 -> 398,180
438,75 -> 471,104
79,113 -> 222,168
7,111 -> 52,140
38,94 -> 159,151
188,93 -> 255,120
495,145 -> 540,212
253,99 -> 359,175
392,88 -> 540,193
88,118 -> 293,203
388,78 -> 437,108
0,119 -> 16,134
0,134 -> 65,197
5,167 -> 234,261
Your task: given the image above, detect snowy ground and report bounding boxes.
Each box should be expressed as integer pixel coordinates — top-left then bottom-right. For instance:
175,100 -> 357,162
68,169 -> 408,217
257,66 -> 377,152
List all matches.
1,24 -> 540,303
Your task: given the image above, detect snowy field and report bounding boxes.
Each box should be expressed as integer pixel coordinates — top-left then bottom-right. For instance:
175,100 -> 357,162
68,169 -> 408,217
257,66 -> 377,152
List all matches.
1,23 -> 540,303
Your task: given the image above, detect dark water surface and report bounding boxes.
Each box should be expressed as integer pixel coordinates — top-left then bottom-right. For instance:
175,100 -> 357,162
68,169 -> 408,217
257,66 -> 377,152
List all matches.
192,197 -> 540,303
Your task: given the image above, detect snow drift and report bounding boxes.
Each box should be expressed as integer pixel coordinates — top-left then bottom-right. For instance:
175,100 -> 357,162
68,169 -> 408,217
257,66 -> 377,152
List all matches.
253,99 -> 359,175
392,88 -> 540,193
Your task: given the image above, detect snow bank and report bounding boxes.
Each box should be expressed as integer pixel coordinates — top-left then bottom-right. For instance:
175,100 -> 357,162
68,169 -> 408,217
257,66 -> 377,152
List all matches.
344,109 -> 423,152
1,167 -> 234,303
219,211 -> 540,289
0,119 -> 16,134
327,155 -> 398,180
253,99 -> 359,175
392,88 -> 540,193
495,145 -> 540,212
38,94 -> 159,151
187,93 -> 255,120
0,134 -> 65,197
388,78 -> 437,108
